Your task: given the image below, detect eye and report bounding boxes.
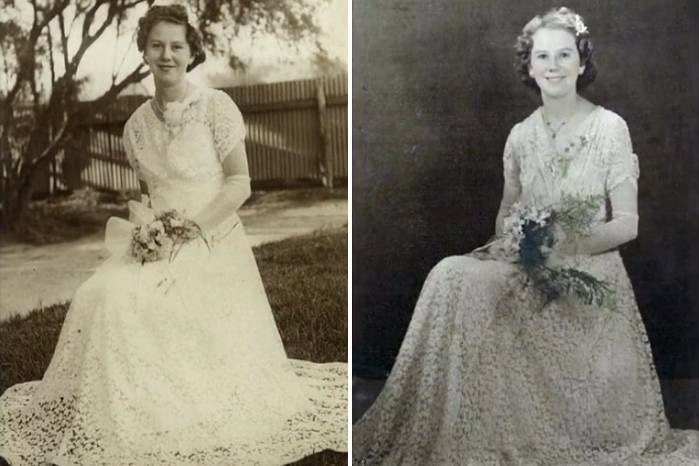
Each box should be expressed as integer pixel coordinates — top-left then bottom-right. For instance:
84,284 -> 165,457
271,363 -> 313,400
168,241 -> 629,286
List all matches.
535,53 -> 548,60
560,51 -> 571,58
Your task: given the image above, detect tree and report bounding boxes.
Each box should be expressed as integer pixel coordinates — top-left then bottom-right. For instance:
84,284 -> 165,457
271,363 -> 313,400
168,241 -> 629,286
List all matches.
0,0 -> 323,232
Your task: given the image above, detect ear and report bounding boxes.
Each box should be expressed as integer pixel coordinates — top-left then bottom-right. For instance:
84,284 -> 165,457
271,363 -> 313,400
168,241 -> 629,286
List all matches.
578,64 -> 585,75
529,66 -> 534,78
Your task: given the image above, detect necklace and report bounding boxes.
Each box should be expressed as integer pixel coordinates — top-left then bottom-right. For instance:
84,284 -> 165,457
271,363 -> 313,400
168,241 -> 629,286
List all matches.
543,117 -> 567,140
153,82 -> 190,117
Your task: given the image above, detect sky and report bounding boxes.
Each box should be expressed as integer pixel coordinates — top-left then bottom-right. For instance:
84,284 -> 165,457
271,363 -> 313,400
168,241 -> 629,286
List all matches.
2,0 -> 347,99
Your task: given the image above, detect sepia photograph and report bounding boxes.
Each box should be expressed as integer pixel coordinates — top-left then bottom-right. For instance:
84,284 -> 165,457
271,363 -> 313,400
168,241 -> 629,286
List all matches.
0,0 -> 348,465
352,1 -> 699,464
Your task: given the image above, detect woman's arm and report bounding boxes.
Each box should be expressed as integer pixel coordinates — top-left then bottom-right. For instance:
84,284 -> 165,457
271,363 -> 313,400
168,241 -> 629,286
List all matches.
495,127 -> 522,236
495,179 -> 521,236
139,180 -> 149,197
191,141 -> 251,234
560,115 -> 640,255
561,180 -> 638,255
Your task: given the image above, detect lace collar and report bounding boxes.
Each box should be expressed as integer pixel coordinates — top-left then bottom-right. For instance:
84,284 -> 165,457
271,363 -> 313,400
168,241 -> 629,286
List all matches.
149,83 -> 203,128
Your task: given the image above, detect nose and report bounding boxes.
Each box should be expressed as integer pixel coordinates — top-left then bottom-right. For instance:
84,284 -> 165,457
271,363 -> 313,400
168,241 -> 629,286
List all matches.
160,46 -> 173,60
547,56 -> 560,71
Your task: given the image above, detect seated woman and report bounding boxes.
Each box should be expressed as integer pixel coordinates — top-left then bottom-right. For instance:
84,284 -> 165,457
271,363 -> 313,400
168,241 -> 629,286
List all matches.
0,3 -> 346,465
352,7 -> 699,465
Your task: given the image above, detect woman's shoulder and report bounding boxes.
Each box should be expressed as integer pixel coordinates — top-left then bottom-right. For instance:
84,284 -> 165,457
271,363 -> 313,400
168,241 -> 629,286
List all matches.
199,86 -> 239,107
594,105 -> 626,127
124,99 -> 153,132
506,109 -> 540,142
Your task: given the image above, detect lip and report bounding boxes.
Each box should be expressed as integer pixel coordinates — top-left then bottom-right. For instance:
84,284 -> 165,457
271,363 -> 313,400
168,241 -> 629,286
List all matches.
545,76 -> 565,81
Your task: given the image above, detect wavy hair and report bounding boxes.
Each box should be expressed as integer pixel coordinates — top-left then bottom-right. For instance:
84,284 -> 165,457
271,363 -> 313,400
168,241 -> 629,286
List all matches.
514,7 -> 596,92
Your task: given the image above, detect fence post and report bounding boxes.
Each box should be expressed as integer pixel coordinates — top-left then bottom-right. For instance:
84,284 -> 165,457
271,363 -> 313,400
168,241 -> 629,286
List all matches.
316,79 -> 334,188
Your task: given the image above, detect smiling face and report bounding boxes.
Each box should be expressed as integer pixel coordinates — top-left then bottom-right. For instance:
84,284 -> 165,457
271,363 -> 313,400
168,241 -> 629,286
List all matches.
528,27 -> 584,99
143,21 -> 193,88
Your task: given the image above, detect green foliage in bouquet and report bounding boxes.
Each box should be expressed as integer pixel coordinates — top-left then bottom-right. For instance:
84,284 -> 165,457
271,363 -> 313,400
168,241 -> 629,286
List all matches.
506,195 -> 614,307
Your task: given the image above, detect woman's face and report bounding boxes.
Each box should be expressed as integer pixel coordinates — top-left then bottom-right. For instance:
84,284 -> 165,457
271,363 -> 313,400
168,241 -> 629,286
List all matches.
528,27 -> 584,99
144,21 -> 192,88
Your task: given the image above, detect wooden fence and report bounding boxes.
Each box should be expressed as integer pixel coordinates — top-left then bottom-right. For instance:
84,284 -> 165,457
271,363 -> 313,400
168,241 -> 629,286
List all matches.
52,74 -> 347,194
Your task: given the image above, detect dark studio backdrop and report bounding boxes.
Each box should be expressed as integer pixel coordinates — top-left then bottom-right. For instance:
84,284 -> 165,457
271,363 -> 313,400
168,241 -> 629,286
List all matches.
353,0 -> 699,387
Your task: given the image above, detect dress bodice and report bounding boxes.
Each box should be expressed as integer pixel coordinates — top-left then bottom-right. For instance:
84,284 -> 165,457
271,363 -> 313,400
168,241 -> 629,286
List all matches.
122,85 -> 246,217
503,106 -> 639,223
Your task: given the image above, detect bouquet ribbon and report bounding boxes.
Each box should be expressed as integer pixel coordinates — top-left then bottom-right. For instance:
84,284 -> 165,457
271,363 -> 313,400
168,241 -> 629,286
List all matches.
104,200 -> 156,257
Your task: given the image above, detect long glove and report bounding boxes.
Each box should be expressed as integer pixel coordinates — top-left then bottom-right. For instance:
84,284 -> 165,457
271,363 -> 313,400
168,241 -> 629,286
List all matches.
191,173 -> 251,241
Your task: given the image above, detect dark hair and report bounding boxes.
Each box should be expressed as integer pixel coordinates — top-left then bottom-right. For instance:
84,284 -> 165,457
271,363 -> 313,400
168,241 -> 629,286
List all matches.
136,5 -> 206,72
514,7 -> 596,92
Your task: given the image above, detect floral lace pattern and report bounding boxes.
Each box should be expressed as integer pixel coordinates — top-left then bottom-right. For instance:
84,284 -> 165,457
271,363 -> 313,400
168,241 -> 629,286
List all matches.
0,85 -> 347,465
353,107 -> 699,465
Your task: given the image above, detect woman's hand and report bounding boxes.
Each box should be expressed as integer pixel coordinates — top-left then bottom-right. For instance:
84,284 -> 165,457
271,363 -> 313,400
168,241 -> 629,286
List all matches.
551,223 -> 579,256
544,249 -> 568,268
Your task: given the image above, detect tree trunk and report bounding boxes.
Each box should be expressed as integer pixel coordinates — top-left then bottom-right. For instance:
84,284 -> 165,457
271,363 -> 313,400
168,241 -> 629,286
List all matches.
2,172 -> 33,233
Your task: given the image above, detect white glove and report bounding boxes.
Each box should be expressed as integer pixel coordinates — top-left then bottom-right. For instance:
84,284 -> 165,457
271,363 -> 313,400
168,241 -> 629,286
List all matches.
192,174 -> 251,238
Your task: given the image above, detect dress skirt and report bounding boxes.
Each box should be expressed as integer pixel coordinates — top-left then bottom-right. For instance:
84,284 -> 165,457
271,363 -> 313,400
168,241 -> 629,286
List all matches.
352,252 -> 699,465
0,218 -> 347,465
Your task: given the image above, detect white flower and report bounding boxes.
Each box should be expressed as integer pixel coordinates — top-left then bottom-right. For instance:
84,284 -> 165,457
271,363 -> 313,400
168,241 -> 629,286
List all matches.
573,15 -> 588,36
137,226 -> 150,243
150,220 -> 165,234
162,100 -> 188,127
169,217 -> 184,228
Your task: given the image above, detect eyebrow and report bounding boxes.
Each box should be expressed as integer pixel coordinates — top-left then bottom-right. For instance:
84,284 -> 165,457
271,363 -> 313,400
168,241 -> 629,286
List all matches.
532,47 -> 575,53
149,39 -> 186,44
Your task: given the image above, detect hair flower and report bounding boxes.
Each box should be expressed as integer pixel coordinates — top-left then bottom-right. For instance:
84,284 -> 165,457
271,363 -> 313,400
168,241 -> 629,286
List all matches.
573,15 -> 588,36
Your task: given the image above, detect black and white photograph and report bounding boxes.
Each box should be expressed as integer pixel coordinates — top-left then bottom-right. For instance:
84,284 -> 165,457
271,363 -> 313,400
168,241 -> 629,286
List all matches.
0,0 -> 348,464
353,1 -> 699,464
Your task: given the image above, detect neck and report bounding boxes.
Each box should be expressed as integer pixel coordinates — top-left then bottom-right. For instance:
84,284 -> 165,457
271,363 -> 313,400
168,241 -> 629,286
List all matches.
541,92 -> 579,122
155,80 -> 189,105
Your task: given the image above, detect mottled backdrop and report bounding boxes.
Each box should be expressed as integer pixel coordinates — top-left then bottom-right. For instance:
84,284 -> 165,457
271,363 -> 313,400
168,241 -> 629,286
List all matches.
352,0 -> 699,385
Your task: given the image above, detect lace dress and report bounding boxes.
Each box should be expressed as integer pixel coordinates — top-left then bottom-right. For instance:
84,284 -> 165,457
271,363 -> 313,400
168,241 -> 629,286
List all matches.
0,86 -> 347,466
352,107 -> 699,465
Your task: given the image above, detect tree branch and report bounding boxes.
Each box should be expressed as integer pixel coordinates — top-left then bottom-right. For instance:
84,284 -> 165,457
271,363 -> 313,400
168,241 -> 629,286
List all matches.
58,9 -> 70,73
96,63 -> 150,104
71,0 -> 140,75
81,0 -> 109,40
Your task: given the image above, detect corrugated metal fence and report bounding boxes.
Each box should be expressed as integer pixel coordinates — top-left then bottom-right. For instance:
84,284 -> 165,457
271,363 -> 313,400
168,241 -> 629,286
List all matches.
55,74 -> 347,193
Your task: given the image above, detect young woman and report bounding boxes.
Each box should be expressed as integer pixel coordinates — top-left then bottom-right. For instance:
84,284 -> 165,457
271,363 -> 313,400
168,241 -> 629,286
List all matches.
0,3 -> 346,465
353,7 -> 699,465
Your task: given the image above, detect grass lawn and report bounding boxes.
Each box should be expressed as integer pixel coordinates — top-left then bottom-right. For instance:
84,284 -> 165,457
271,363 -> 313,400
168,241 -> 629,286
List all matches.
0,228 -> 348,466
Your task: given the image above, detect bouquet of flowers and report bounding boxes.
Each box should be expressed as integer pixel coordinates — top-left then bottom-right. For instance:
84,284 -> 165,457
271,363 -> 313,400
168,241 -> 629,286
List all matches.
130,210 -> 208,264
502,196 -> 612,306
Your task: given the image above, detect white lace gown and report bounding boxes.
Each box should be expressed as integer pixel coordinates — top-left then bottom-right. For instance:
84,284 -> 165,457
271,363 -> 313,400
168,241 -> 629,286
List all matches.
0,86 -> 347,465
352,107 -> 699,465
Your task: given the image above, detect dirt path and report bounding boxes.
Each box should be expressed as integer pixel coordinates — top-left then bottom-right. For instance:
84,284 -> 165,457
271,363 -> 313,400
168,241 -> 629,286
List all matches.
0,197 -> 347,322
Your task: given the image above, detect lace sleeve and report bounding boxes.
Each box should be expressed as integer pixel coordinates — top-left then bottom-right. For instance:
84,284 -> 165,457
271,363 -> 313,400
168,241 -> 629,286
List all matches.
605,116 -> 640,193
210,90 -> 247,163
122,120 -> 143,180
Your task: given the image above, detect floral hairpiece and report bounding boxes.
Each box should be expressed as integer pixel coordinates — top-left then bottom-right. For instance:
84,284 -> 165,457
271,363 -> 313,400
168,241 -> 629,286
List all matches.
572,14 -> 588,36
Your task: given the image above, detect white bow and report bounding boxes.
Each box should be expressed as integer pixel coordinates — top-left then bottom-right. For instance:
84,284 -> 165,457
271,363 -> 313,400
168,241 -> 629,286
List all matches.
104,199 -> 157,257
